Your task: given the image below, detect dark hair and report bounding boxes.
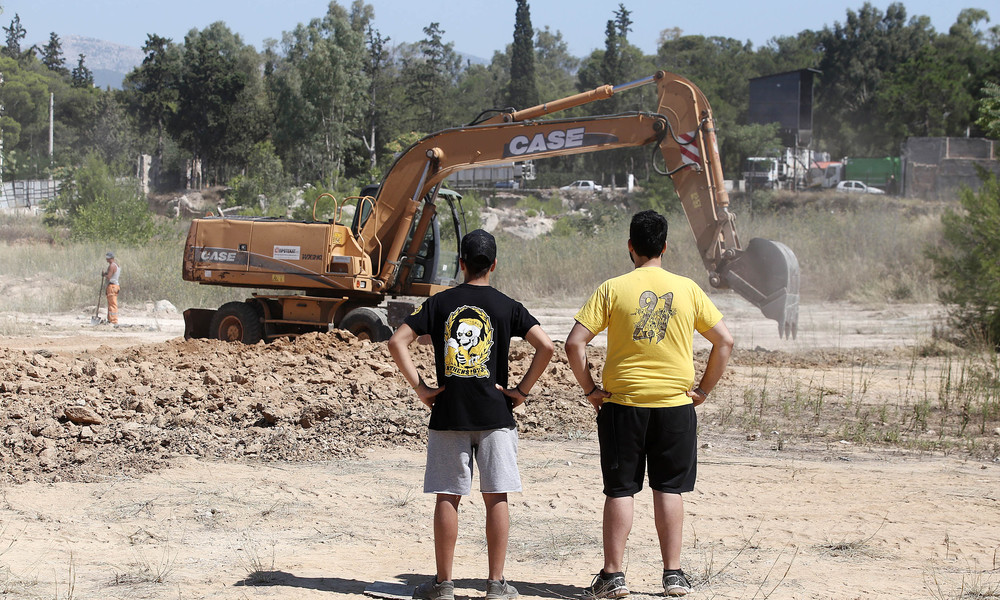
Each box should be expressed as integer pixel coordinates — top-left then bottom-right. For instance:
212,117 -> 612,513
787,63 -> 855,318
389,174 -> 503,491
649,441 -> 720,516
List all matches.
461,229 -> 497,277
629,210 -> 668,258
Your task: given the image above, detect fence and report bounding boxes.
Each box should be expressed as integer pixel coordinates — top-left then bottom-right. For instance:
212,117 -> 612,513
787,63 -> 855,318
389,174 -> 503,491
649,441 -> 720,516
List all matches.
0,179 -> 60,213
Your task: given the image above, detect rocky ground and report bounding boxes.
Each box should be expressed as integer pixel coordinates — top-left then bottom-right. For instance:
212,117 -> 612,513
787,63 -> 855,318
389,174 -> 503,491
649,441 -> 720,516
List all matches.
0,331 -> 600,484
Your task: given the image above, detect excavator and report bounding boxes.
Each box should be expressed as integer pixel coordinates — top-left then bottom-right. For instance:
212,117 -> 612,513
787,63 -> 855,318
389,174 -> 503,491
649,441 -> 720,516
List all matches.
182,70 -> 799,343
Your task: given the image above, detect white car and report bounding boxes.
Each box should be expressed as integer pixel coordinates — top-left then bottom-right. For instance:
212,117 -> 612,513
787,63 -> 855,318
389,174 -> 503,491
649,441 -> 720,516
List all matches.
559,180 -> 603,192
836,180 -> 885,194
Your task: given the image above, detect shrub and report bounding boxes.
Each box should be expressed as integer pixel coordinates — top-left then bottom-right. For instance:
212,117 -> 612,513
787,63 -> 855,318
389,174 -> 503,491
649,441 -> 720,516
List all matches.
44,154 -> 159,244
927,170 -> 1000,346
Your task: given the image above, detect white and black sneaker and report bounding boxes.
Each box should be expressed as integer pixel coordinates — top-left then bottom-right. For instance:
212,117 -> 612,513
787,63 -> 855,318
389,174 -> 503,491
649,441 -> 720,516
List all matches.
585,570 -> 629,599
662,569 -> 691,596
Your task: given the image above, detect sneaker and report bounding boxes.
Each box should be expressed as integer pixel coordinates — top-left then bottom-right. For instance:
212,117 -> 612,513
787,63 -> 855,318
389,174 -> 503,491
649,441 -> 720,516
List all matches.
662,570 -> 691,596
486,578 -> 519,600
413,578 -> 455,600
585,571 -> 629,599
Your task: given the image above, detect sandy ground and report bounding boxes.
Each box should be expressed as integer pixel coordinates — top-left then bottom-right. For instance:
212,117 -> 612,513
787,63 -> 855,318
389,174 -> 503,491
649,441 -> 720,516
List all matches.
1,299 -> 999,600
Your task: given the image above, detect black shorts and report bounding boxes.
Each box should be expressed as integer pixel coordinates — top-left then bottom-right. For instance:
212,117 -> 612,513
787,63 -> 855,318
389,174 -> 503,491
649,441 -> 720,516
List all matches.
596,402 -> 697,497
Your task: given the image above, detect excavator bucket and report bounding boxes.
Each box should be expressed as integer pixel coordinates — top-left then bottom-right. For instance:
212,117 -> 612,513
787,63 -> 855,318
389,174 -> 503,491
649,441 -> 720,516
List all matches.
719,238 -> 800,339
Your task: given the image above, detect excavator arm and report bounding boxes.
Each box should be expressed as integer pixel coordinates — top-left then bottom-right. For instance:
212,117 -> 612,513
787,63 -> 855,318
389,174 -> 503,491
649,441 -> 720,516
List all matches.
363,71 -> 799,338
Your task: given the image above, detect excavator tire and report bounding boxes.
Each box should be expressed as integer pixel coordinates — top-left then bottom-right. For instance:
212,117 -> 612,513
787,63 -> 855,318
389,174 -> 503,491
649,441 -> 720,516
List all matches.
209,302 -> 264,344
339,307 -> 392,342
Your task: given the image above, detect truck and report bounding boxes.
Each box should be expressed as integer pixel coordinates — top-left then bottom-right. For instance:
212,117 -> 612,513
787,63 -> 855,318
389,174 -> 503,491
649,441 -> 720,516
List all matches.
806,156 -> 902,193
181,70 -> 801,342
745,148 -> 829,191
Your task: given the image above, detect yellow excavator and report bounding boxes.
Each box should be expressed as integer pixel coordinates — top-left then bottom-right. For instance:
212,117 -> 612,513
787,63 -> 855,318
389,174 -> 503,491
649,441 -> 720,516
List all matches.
182,70 -> 799,343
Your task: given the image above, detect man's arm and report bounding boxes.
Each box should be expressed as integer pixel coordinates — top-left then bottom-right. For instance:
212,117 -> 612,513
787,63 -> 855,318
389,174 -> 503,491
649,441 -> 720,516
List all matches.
499,324 -> 554,408
565,321 -> 611,412
388,323 -> 444,408
686,320 -> 734,407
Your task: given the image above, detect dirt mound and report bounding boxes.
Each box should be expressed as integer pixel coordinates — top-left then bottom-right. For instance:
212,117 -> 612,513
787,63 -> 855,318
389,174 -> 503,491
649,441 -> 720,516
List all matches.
0,331 -> 596,483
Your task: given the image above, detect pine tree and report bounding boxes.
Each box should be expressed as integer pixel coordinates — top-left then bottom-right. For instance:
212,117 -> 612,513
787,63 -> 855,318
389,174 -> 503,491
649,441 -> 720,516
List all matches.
507,0 -> 538,110
41,32 -> 68,75
72,53 -> 94,88
2,13 -> 26,60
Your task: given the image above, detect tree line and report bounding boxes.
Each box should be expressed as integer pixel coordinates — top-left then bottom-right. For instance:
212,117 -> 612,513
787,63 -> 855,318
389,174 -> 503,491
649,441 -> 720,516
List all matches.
1,0 -> 998,199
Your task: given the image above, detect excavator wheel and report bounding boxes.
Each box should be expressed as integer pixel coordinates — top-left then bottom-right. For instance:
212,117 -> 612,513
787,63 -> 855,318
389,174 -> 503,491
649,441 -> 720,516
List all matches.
209,302 -> 264,344
339,307 -> 393,342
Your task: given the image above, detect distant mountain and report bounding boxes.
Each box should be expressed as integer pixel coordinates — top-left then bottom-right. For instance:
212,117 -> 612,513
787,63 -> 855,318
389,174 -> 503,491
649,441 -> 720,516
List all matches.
36,35 -> 487,89
55,35 -> 144,89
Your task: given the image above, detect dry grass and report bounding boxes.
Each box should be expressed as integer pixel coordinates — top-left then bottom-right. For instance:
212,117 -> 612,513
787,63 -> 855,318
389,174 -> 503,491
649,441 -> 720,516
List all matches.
0,190 -> 944,312
705,345 -> 1000,460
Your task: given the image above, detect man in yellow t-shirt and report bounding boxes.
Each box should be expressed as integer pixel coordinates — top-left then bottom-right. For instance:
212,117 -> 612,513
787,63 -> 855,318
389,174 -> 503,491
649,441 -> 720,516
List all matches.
566,210 -> 734,598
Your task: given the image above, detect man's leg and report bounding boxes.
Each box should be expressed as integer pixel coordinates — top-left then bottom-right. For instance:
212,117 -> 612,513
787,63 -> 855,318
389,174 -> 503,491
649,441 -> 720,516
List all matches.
106,285 -> 119,324
653,491 -> 684,570
602,495 -> 634,574
483,492 -> 508,581
434,494 -> 461,582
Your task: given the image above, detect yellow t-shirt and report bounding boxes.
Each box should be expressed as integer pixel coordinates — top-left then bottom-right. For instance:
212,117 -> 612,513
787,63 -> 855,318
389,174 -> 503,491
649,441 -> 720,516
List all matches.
575,266 -> 723,407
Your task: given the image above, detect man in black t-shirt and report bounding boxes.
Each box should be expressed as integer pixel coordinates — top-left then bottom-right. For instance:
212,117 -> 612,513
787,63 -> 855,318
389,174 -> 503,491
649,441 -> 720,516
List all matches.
389,229 -> 554,600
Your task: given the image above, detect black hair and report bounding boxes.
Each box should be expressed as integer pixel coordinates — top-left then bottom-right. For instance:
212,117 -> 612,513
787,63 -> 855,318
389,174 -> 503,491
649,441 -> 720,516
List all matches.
629,210 -> 668,259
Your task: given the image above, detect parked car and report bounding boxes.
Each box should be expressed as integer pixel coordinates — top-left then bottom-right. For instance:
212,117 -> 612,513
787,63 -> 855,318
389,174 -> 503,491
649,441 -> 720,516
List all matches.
494,180 -> 519,189
836,180 -> 885,194
559,180 -> 603,192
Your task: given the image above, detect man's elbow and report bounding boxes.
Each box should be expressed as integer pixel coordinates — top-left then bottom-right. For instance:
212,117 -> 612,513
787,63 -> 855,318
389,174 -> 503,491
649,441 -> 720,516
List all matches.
539,338 -> 556,361
717,332 -> 735,353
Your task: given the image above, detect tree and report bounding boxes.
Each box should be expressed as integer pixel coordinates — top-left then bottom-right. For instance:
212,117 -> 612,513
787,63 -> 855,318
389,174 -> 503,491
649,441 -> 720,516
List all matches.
45,154 -> 158,243
977,82 -> 1000,139
399,22 -> 461,133
171,22 -> 266,182
814,2 -> 934,156
122,34 -> 181,169
40,32 -> 67,75
507,0 -> 537,110
927,171 -> 1000,346
267,2 -> 368,185
2,13 -> 26,60
361,21 -> 391,177
533,26 -> 578,101
71,53 -> 93,87
717,122 -> 783,179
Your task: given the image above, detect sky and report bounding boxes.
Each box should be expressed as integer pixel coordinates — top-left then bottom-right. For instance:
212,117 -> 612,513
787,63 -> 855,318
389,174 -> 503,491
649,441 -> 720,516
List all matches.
6,0 -> 988,61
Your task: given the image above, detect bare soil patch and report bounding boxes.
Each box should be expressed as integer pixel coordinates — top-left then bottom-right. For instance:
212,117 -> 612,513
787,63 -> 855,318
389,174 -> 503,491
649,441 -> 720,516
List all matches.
1,299 -> 998,599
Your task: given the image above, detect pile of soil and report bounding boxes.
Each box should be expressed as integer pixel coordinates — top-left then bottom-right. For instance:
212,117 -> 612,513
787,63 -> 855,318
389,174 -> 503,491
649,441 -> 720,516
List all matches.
0,331 -> 599,483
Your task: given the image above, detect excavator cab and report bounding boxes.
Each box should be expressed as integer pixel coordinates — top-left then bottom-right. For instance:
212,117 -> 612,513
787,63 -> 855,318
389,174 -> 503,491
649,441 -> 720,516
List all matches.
353,185 -> 466,288
403,188 -> 465,286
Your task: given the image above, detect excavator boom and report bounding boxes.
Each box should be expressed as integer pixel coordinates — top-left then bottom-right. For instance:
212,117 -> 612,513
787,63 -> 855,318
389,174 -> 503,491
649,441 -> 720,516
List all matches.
366,71 -> 799,337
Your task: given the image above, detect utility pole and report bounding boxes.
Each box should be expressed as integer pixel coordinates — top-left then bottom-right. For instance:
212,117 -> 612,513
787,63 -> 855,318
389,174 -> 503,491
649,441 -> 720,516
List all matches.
0,72 -> 5,209
49,92 -> 54,164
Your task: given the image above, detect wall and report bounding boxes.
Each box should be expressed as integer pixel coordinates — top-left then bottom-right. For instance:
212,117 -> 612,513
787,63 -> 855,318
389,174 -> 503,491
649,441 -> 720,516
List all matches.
903,137 -> 1000,200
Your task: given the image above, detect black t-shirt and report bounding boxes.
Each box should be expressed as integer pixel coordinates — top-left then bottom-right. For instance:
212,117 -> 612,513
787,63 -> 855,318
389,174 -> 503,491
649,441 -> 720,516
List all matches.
404,283 -> 539,431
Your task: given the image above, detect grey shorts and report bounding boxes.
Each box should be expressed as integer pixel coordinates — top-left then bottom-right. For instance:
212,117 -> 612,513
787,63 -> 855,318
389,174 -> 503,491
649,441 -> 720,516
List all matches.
424,427 -> 522,495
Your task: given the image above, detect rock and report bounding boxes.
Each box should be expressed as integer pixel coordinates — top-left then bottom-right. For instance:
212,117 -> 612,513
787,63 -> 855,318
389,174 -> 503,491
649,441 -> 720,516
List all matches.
172,410 -> 198,427
154,300 -> 178,314
64,406 -> 103,425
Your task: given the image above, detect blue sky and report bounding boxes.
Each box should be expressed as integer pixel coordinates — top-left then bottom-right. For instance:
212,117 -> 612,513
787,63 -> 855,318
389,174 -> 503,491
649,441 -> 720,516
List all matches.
6,0 -> 988,60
